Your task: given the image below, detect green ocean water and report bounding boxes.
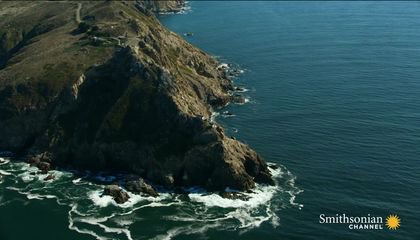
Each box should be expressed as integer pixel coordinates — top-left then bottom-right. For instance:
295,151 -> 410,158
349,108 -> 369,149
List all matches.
1,1 -> 420,239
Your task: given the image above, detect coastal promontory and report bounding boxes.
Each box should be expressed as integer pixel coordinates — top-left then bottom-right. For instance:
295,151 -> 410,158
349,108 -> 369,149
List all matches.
0,1 -> 274,192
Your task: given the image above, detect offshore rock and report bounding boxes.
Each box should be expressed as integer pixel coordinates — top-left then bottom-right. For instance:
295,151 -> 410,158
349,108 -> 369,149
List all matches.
103,185 -> 130,204
125,178 -> 159,197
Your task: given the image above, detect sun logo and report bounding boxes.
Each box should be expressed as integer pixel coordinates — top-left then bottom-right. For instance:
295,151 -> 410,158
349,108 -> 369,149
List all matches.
386,214 -> 401,230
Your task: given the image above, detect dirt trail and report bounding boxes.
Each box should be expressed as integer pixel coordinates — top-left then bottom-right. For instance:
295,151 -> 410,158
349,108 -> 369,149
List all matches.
76,2 -> 82,24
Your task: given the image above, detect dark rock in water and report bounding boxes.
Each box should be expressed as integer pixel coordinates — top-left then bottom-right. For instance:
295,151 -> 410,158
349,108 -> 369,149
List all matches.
44,174 -> 55,181
268,163 -> 279,170
232,95 -> 246,104
103,185 -> 130,204
28,153 -> 53,173
162,175 -> 175,189
28,156 -> 41,167
125,178 -> 159,197
219,191 -> 249,201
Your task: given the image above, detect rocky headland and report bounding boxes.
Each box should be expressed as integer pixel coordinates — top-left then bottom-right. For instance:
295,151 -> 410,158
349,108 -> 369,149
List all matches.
0,1 -> 274,200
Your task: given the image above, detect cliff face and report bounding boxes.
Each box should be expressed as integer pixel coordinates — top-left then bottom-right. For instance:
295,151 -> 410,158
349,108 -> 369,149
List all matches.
0,1 -> 273,191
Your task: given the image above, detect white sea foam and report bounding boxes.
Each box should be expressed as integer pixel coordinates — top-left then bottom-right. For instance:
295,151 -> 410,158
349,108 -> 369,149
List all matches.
226,208 -> 271,229
189,185 -> 276,209
89,190 -> 115,208
152,222 -> 223,240
235,87 -> 249,93
69,221 -> 109,240
216,63 -> 230,70
0,157 -> 10,166
92,221 -> 133,240
185,163 -> 301,232
221,113 -> 236,118
189,164 -> 283,209
71,205 -> 134,240
117,197 -> 183,216
68,205 -> 110,240
89,189 -> 169,208
72,178 -> 82,184
26,193 -> 57,200
210,111 -> 220,123
0,169 -> 12,176
158,3 -> 191,15
18,171 -> 36,182
113,218 -> 134,227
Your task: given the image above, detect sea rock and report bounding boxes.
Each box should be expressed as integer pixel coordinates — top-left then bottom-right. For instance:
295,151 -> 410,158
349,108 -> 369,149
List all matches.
103,185 -> 130,204
162,175 -> 175,189
28,153 -> 53,173
232,95 -> 246,104
125,178 -> 159,197
28,156 -> 41,167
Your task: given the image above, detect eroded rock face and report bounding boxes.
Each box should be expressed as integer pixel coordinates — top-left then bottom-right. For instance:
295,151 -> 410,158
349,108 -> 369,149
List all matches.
103,185 -> 130,204
0,1 -> 274,192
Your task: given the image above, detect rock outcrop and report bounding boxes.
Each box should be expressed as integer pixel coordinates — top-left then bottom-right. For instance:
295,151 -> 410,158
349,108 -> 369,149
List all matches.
103,185 -> 130,204
126,178 -> 159,197
0,1 -> 274,192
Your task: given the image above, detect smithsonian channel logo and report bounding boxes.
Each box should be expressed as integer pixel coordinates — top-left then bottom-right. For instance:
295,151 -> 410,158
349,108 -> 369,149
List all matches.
319,213 -> 400,230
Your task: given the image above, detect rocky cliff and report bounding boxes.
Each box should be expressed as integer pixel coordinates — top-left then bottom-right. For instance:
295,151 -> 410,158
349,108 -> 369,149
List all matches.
0,1 -> 273,191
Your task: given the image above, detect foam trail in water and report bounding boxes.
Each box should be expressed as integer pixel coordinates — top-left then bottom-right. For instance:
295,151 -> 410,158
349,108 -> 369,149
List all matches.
152,222 -> 223,240
0,157 -> 10,166
89,189 -> 174,209
68,205 -> 110,240
0,169 -> 12,176
72,178 -> 82,184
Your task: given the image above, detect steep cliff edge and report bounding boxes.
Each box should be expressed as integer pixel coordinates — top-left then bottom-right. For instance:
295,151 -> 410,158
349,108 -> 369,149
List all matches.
0,1 -> 273,191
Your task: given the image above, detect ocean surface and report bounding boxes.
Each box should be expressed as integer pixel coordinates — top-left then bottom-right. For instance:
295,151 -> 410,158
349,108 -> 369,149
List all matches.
1,1 -> 420,239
